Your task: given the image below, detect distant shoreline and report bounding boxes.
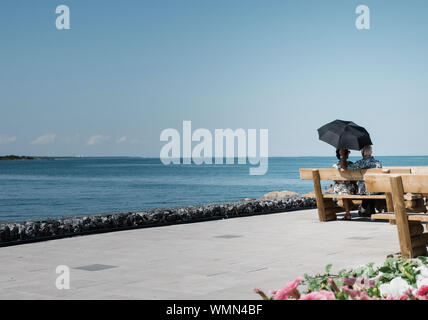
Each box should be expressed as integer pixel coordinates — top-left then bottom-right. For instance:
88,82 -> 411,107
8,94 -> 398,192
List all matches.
2,155 -> 428,159
0,155 -> 54,161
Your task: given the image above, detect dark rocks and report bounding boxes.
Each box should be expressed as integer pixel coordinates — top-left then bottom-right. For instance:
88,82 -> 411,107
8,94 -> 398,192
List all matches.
0,226 -> 10,241
0,196 -> 316,245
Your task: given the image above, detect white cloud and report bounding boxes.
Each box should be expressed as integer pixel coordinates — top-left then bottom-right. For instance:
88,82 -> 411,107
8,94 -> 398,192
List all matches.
0,135 -> 17,144
31,134 -> 56,145
86,134 -> 109,146
116,136 -> 127,143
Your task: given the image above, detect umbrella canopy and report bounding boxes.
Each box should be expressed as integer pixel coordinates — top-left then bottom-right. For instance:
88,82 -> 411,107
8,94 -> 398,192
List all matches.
317,120 -> 372,151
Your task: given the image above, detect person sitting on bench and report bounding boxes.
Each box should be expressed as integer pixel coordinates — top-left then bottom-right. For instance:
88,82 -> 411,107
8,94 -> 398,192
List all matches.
332,148 -> 356,220
347,145 -> 383,216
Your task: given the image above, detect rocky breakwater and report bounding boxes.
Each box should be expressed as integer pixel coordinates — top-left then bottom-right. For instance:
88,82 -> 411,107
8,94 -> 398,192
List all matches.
0,196 -> 316,246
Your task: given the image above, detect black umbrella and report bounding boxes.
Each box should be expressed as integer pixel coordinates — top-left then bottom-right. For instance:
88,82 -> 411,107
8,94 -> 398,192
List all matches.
317,120 -> 372,151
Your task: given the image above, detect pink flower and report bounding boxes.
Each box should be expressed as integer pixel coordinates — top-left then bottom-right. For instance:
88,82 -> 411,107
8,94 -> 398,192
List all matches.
343,277 -> 356,287
400,288 -> 417,300
339,286 -> 358,299
300,290 -> 335,300
356,292 -> 373,300
353,277 -> 375,291
339,286 -> 374,300
417,285 -> 428,298
271,276 -> 304,300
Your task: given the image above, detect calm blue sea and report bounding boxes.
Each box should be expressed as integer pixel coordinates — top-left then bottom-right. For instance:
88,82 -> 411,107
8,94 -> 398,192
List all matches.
1,156 -> 428,222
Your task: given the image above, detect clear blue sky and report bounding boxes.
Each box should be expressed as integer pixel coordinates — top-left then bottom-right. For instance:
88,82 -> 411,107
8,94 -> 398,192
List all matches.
1,0 -> 428,157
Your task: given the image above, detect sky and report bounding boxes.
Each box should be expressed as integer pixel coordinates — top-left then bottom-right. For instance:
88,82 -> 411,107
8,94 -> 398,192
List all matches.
1,0 -> 428,157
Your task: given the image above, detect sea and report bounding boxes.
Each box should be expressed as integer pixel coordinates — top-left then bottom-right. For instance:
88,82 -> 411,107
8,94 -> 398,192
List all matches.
1,156 -> 428,222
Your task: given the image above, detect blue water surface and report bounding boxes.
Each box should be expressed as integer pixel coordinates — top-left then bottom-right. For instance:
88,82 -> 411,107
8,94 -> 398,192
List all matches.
1,156 -> 427,222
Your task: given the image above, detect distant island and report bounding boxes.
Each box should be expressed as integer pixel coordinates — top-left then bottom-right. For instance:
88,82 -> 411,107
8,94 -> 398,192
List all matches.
0,155 -> 54,161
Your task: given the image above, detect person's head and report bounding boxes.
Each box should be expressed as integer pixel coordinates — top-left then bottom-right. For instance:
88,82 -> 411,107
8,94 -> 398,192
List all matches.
336,148 -> 350,160
361,145 -> 372,158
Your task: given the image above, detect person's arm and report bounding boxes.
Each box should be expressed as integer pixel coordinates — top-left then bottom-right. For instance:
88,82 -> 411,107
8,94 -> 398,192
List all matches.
340,158 -> 346,168
347,160 -> 359,170
339,157 -> 347,172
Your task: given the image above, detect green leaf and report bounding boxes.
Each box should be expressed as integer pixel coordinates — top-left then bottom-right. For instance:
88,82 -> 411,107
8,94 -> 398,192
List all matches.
333,278 -> 344,287
367,286 -> 381,298
418,256 -> 427,265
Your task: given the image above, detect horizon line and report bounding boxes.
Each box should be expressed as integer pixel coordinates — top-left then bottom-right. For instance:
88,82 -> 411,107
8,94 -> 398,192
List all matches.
3,155 -> 428,158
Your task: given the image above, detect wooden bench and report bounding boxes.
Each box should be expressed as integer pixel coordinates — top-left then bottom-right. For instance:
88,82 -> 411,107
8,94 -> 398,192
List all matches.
299,167 -> 425,222
365,174 -> 428,258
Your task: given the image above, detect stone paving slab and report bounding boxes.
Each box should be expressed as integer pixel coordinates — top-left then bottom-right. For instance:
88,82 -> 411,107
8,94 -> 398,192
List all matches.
0,209 -> 400,299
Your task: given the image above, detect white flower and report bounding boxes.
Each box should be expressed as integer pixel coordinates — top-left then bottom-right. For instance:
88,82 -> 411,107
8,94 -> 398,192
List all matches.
417,277 -> 428,289
416,265 -> 428,279
379,277 -> 414,298
416,266 -> 428,289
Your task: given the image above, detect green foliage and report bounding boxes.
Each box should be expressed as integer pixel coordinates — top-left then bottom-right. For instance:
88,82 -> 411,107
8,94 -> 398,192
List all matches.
301,257 -> 428,296
335,290 -> 350,300
378,257 -> 421,287
367,285 -> 381,298
257,257 -> 428,300
337,268 -> 352,278
418,256 -> 427,265
303,264 -> 342,293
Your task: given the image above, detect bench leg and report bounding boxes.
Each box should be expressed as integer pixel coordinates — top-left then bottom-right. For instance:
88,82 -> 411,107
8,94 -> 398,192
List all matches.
386,193 -> 394,212
390,176 -> 427,258
312,170 -> 329,222
323,199 -> 341,220
390,176 -> 414,258
409,222 -> 427,257
386,193 -> 396,224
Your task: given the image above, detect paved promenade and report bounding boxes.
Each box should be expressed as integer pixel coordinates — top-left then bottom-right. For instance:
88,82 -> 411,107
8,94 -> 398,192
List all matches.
0,209 -> 400,299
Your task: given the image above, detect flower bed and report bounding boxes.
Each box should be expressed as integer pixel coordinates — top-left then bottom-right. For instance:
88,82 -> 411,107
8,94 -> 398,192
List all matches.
255,256 -> 428,300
